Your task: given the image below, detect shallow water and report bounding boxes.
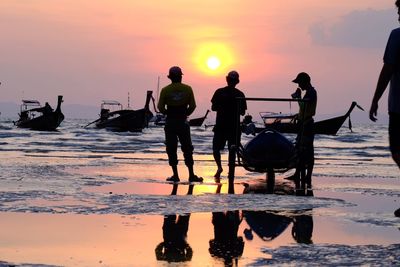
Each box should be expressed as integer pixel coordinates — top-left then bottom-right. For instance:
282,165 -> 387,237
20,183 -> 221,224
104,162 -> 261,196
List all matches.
0,119 -> 399,266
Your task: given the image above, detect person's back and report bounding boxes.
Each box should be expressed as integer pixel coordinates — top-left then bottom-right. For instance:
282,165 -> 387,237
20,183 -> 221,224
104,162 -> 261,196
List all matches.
211,71 -> 247,179
158,82 -> 196,122
212,86 -> 246,132
157,66 -> 202,183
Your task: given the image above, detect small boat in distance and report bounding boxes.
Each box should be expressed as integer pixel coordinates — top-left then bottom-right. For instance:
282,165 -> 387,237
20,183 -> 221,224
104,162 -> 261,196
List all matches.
14,95 -> 64,131
189,109 -> 210,127
85,91 -> 153,132
247,101 -> 364,135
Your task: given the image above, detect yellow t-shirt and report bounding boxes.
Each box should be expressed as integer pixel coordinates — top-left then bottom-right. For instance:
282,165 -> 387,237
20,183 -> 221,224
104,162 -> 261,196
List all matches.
157,82 -> 196,119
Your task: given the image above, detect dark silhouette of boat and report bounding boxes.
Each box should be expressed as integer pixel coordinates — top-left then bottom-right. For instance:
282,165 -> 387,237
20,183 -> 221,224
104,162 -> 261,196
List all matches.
250,101 -> 364,135
14,95 -> 64,131
243,210 -> 292,241
240,129 -> 297,173
86,91 -> 153,132
189,109 -> 210,126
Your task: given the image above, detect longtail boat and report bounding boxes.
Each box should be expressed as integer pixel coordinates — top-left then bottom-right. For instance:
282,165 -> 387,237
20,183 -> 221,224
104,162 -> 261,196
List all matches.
251,101 -> 364,135
14,95 -> 64,131
85,91 -> 153,132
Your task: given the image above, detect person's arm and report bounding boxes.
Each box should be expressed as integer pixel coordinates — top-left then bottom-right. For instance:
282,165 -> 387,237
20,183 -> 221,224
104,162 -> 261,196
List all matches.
186,88 -> 196,116
369,63 -> 394,122
240,92 -> 247,116
211,90 -> 219,111
157,89 -> 167,114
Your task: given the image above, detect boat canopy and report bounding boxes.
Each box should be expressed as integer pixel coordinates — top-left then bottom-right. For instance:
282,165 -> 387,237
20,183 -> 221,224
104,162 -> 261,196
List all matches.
22,100 -> 41,105
20,100 -> 41,112
101,100 -> 122,106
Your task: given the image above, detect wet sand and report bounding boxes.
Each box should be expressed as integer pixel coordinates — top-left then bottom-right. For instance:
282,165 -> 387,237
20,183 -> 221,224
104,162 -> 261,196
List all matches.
0,168 -> 399,266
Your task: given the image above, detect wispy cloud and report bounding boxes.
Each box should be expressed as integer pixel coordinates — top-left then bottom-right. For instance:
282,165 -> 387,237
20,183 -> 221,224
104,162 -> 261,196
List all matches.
309,8 -> 398,48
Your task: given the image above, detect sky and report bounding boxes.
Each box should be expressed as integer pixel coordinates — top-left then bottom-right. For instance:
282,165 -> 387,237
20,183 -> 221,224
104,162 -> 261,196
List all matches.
0,0 -> 398,120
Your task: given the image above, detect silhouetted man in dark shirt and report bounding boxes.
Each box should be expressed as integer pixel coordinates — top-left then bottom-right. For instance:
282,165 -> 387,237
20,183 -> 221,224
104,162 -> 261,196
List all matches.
211,71 -> 247,180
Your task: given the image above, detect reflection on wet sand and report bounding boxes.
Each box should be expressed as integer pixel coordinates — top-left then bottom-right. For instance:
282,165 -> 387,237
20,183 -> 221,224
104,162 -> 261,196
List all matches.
209,183 -> 244,266
155,184 -> 194,263
243,180 -> 314,245
209,211 -> 244,266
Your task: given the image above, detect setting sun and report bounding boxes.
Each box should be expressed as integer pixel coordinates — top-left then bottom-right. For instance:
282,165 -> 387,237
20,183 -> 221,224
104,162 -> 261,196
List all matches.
193,42 -> 235,76
207,56 -> 221,70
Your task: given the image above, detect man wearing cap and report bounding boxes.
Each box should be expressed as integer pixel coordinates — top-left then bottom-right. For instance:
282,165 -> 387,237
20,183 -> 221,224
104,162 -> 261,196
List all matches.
291,72 -> 317,195
211,71 -> 247,180
157,66 -> 203,182
369,0 -> 400,217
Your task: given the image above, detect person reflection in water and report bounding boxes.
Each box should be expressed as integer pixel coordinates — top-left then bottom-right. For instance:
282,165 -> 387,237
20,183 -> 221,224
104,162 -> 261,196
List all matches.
155,184 -> 194,263
209,210 -> 244,266
209,181 -> 244,266
291,211 -> 314,244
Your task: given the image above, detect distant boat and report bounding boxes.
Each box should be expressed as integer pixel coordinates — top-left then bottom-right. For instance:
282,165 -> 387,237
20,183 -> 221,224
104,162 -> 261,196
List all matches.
189,109 -> 210,126
248,101 -> 364,135
14,95 -> 64,131
150,108 -> 210,127
86,91 -> 153,132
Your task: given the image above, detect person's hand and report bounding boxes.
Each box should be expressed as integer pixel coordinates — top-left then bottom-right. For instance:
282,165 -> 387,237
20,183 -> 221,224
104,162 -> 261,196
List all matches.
291,88 -> 301,99
369,101 -> 378,122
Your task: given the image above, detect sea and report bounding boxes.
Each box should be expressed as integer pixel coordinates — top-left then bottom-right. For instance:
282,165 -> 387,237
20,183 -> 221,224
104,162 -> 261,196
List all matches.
0,118 -> 399,266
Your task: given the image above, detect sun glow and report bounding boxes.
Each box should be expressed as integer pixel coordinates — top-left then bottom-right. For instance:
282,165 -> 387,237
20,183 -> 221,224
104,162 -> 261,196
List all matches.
207,56 -> 221,70
193,42 -> 235,75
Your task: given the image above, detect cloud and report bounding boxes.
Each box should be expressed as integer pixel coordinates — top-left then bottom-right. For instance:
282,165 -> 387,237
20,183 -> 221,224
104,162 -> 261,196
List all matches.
309,8 -> 398,48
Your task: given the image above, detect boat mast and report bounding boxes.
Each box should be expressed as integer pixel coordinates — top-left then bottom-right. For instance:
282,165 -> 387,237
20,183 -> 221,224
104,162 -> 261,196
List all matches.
127,91 -> 131,110
156,76 -> 160,104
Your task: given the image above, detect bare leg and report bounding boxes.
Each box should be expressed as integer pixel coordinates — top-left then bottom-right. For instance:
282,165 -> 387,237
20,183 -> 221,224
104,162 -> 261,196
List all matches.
166,165 -> 180,182
213,150 -> 223,178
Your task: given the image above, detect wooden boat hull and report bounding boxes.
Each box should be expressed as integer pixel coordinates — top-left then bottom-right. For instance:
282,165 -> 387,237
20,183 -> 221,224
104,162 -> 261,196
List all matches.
189,110 -> 210,127
93,91 -> 153,132
253,101 -> 362,135
15,95 -> 64,131
95,108 -> 149,132
15,113 -> 64,131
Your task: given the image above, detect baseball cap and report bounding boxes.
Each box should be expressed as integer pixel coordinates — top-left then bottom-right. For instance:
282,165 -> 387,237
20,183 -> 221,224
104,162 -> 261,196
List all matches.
227,70 -> 239,80
168,66 -> 183,76
292,72 -> 311,84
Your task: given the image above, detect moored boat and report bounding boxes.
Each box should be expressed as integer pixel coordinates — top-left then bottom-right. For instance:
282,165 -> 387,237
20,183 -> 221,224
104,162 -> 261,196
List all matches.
248,101 -> 363,135
86,91 -> 153,132
189,109 -> 210,127
14,95 -> 64,131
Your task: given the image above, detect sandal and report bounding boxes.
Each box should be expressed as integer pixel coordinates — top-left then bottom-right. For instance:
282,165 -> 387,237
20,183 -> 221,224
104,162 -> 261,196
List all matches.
166,176 -> 180,182
189,175 -> 203,182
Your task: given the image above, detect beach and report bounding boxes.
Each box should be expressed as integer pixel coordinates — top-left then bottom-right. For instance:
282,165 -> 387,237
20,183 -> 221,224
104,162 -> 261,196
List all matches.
0,119 -> 399,266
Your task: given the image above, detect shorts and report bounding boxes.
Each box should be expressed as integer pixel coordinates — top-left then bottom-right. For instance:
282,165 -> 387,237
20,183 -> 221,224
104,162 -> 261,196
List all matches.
389,112 -> 400,155
213,129 -> 240,151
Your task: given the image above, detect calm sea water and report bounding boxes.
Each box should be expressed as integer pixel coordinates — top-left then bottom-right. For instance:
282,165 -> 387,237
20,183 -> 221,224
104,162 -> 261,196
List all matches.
0,118 -> 399,266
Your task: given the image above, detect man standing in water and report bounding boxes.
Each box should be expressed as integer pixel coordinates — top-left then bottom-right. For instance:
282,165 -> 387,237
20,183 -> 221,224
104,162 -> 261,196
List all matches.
158,66 -> 203,182
369,1 -> 400,217
291,72 -> 317,195
211,71 -> 247,181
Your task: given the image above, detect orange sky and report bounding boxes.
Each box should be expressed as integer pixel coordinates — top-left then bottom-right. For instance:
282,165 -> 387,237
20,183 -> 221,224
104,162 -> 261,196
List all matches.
0,0 -> 397,119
